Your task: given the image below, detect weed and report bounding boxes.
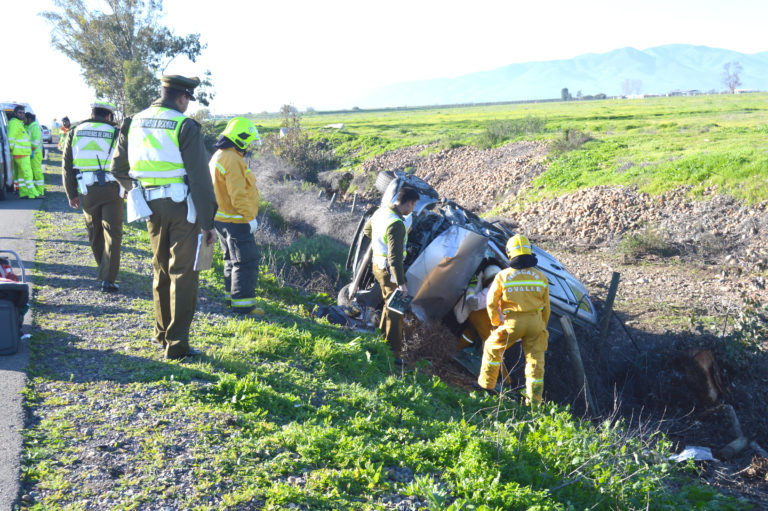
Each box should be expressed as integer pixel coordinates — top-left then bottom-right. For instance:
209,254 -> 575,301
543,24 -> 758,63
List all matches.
478,116 -> 546,147
619,228 -> 677,258
549,128 -> 593,154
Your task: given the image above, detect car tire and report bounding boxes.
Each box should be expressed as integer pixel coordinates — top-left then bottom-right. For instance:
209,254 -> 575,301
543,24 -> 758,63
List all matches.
337,283 -> 354,307
375,171 -> 395,194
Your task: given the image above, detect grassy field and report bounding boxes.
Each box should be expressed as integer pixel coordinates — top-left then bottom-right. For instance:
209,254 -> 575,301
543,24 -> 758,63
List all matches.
20,153 -> 753,509
248,93 -> 768,203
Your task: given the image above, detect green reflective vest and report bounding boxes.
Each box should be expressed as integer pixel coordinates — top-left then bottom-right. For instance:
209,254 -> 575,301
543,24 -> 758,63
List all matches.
71,121 -> 117,170
26,121 -> 42,151
8,118 -> 31,156
371,206 -> 411,264
127,106 -> 187,186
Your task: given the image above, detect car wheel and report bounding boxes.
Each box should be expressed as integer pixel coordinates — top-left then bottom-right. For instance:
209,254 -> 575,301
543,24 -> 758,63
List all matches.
375,171 -> 395,194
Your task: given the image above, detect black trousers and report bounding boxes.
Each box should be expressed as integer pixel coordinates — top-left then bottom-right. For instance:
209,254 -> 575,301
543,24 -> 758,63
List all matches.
214,221 -> 259,308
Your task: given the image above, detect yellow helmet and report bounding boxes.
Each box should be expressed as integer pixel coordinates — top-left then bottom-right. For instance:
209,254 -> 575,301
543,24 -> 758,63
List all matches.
221,117 -> 260,150
506,234 -> 533,259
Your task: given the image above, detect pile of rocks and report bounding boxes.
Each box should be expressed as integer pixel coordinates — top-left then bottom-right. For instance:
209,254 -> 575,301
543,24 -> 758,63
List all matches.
508,185 -> 768,271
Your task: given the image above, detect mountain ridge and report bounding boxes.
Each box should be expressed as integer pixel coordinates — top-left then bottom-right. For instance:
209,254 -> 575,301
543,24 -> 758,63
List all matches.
357,44 -> 768,108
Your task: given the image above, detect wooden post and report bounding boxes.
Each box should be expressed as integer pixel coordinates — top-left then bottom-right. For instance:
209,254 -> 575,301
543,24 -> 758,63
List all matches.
598,272 -> 621,354
351,193 -> 357,213
560,315 -> 597,415
317,189 -> 324,199
328,192 -> 337,209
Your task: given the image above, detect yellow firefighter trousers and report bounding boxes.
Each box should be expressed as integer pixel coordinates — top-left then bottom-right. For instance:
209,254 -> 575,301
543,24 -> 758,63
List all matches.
478,310 -> 548,405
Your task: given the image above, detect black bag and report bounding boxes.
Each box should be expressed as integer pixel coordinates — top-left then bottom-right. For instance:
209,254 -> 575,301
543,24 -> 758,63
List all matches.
0,282 -> 28,355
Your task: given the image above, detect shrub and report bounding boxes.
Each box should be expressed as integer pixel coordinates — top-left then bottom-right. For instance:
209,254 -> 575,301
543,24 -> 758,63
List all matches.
261,105 -> 339,182
549,128 -> 593,154
619,228 -> 677,258
478,116 -> 546,147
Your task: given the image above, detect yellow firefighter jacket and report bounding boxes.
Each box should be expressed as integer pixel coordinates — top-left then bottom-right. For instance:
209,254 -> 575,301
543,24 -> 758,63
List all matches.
209,147 -> 259,223
486,267 -> 551,327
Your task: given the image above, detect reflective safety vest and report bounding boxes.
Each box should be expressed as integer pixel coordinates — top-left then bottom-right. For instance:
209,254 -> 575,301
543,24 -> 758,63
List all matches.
27,121 -> 42,151
8,118 -> 31,156
71,121 -> 117,170
127,106 -> 187,186
370,206 -> 411,265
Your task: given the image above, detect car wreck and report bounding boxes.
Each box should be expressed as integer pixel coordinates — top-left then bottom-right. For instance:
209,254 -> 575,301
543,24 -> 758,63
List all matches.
334,171 -> 599,376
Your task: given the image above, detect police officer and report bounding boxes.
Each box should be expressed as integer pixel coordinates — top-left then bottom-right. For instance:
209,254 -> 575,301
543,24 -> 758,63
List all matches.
58,116 -> 71,152
7,105 -> 36,199
62,101 -> 123,292
363,186 -> 419,364
110,75 -> 217,360
209,117 -> 264,316
24,111 -> 45,196
478,234 -> 551,405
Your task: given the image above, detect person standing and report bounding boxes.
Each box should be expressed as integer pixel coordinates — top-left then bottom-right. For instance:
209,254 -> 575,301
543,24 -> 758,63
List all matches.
478,234 -> 550,406
363,186 -> 419,364
62,101 -> 123,292
58,116 -> 71,152
7,105 -> 36,199
110,74 -> 217,360
25,112 -> 45,197
209,117 -> 264,316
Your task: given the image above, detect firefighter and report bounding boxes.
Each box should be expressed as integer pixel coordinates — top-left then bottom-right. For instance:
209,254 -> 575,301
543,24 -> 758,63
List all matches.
25,111 -> 45,196
7,105 -> 36,199
363,186 -> 420,364
478,234 -> 550,405
110,74 -> 217,360
58,116 -> 71,152
62,101 -> 123,292
208,117 -> 263,316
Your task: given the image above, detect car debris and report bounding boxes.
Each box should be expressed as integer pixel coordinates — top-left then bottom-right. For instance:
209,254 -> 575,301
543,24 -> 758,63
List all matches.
331,170 -> 599,376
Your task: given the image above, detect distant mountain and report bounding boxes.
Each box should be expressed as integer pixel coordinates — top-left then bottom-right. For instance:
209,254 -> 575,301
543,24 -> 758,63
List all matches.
357,45 -> 768,108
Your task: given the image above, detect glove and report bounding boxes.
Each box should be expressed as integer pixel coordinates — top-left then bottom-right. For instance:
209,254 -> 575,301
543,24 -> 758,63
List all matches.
248,218 -> 259,233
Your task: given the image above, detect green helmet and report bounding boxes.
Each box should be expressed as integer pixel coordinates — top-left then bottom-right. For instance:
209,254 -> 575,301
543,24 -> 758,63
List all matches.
221,117 -> 260,150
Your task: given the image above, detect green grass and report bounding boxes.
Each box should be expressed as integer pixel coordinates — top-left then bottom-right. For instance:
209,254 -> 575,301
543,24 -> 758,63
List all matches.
22,163 -> 751,509
245,94 -> 768,203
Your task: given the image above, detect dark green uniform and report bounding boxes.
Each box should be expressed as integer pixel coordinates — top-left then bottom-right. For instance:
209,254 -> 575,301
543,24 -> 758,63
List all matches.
110,93 -> 217,359
62,115 -> 123,284
364,206 -> 407,357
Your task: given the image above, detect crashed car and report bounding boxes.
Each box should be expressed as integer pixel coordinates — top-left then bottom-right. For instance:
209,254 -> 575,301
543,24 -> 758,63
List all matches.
338,170 -> 598,372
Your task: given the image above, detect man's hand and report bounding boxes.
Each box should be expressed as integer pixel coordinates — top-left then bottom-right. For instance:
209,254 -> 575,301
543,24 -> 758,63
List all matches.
204,228 -> 217,246
397,283 -> 408,296
68,197 -> 80,209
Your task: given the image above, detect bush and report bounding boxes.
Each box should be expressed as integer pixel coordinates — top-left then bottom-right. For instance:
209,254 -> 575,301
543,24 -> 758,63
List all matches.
478,116 -> 546,147
260,105 -> 339,182
619,228 -> 677,258
549,128 -> 593,153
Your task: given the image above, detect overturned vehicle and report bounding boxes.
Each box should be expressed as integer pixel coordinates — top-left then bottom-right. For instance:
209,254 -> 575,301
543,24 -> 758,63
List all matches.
337,171 -> 599,373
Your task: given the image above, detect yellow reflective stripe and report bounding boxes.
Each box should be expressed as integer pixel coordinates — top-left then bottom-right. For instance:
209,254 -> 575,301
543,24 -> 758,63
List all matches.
216,162 -> 227,175
215,211 -> 244,220
502,280 -> 547,287
531,379 -> 544,383
231,297 -> 258,307
487,361 -> 501,366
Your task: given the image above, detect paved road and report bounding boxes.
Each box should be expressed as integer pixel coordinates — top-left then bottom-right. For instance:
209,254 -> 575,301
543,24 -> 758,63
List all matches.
0,160 -> 44,508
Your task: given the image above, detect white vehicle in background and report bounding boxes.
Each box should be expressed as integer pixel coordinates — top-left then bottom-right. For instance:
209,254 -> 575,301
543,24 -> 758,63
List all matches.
41,125 -> 52,144
0,109 -> 11,200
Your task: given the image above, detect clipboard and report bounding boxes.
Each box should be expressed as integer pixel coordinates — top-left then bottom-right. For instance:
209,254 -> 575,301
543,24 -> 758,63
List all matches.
193,233 -> 215,271
386,289 -> 413,315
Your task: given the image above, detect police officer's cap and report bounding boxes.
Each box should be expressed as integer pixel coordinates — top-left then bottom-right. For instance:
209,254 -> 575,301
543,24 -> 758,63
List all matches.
161,74 -> 201,101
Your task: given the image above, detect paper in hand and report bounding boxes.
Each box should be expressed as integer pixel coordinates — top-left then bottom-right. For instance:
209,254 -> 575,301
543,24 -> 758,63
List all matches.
193,233 -> 214,271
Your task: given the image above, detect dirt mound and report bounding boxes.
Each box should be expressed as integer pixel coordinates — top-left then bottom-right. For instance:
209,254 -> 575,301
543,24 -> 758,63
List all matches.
359,141 -> 549,210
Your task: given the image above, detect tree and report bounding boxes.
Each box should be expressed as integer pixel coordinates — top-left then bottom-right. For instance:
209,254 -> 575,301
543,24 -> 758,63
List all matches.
722,61 -> 743,93
41,0 -> 213,116
561,88 -> 571,101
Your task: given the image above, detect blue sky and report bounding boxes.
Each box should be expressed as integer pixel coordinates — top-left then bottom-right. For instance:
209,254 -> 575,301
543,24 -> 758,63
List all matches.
3,0 -> 768,124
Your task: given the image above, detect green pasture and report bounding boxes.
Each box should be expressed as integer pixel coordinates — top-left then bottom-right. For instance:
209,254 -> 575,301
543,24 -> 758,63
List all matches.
248,93 -> 768,203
